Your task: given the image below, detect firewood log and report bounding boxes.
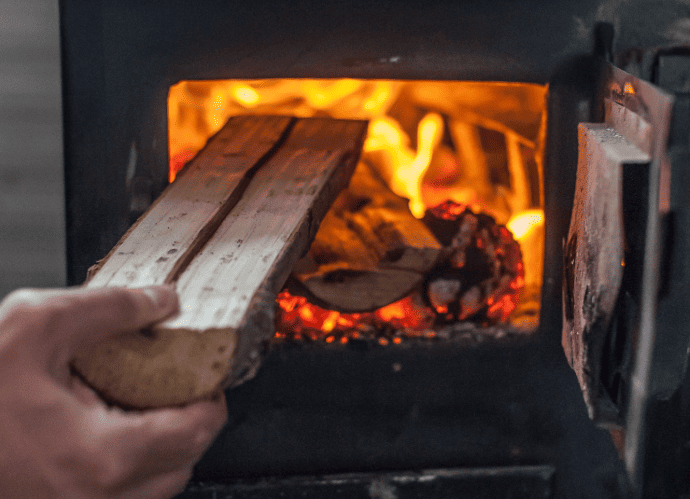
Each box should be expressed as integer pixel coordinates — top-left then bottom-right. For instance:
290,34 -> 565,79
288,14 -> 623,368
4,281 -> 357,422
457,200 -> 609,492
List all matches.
291,161 -> 444,313
71,115 -> 368,408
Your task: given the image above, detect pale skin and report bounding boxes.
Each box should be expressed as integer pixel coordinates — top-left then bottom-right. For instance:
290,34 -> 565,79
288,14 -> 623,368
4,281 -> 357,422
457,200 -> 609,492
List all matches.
0,285 -> 228,499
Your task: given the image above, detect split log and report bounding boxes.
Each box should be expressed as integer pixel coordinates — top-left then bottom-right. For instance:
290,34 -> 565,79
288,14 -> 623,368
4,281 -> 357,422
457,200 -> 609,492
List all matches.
291,161 -> 444,313
72,115 -> 368,408
84,115 -> 293,287
562,122 -> 649,424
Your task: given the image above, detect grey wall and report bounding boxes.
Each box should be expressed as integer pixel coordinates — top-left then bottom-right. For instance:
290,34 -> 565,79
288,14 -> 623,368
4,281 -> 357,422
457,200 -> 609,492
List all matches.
0,0 -> 65,299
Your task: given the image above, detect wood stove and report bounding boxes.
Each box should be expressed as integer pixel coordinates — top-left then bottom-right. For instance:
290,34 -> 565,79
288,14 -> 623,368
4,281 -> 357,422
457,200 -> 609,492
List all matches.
59,1 -> 690,497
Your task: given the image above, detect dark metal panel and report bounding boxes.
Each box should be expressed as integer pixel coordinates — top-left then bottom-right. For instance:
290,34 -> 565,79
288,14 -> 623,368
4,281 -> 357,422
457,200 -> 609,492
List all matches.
638,92 -> 690,498
601,65 -> 675,495
191,339 -> 623,499
176,465 -> 555,499
59,0 -> 113,284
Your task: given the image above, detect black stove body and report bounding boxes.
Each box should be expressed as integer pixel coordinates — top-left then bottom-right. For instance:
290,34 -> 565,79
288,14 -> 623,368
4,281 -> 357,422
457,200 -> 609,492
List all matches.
59,1 -> 690,497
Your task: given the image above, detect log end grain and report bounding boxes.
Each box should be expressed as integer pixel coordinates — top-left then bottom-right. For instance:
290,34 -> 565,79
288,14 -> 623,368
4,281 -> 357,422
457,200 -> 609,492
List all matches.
71,328 -> 238,409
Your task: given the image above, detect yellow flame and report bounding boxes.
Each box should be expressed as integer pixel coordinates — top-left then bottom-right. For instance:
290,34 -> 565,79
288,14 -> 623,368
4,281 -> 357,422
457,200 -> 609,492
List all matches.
364,83 -> 393,112
321,311 -> 339,333
624,81 -> 635,95
394,112 -> 444,217
364,117 -> 407,150
168,79 -> 547,221
361,113 -> 443,217
233,85 -> 260,106
303,79 -> 364,108
507,209 -> 544,240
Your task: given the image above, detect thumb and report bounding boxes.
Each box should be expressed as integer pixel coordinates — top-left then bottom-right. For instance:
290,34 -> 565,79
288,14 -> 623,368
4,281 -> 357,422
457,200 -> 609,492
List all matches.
4,285 -> 178,369
63,285 -> 179,353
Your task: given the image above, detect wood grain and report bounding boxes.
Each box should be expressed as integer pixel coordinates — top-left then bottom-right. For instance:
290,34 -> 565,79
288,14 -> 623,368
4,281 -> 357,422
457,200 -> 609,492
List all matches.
87,115 -> 293,288
562,123 -> 649,425
72,116 -> 367,408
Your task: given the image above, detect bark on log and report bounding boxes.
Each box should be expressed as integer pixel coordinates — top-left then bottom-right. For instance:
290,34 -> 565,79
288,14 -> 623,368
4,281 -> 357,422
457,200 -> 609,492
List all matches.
72,115 -> 368,408
562,123 -> 649,424
291,161 -> 444,313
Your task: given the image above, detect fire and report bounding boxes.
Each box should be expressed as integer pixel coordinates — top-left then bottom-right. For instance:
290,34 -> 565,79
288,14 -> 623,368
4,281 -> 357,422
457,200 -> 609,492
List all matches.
507,209 -> 544,240
275,201 -> 526,341
232,85 -> 260,106
168,79 -> 548,340
424,201 -> 525,324
361,112 -> 444,217
276,290 -> 435,341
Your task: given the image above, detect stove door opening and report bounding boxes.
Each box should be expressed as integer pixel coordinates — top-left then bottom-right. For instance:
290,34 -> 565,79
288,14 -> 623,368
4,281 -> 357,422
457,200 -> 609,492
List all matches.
168,80 -> 548,343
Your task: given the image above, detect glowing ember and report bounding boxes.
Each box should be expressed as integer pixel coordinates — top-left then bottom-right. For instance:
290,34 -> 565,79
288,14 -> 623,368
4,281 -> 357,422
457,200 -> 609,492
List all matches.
276,290 -> 435,340
424,201 -> 524,324
276,201 -> 525,341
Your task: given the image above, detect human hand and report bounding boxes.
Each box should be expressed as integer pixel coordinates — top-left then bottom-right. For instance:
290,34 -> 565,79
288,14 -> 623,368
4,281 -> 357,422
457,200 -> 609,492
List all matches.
0,285 -> 227,499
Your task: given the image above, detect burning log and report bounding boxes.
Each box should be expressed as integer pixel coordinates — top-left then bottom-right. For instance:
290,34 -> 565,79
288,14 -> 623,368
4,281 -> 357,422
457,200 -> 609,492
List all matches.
72,115 -> 368,408
291,161 -> 445,312
422,201 -> 524,324
275,201 -> 527,343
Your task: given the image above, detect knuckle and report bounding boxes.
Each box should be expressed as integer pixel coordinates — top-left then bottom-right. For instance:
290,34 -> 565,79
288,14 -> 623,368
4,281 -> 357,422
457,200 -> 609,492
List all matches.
64,428 -> 125,495
91,445 -> 130,492
0,289 -> 51,329
106,289 -> 147,322
163,467 -> 194,498
45,296 -> 76,323
2,288 -> 41,307
36,295 -> 85,335
1,289 -> 43,316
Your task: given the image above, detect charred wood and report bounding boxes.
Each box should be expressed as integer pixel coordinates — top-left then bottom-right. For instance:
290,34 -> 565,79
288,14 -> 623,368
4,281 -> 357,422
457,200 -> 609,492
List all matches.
291,161 -> 444,313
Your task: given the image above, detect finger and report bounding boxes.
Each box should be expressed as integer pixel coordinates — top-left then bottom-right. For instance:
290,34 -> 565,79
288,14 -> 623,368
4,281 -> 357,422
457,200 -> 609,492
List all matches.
69,374 -> 105,408
7,286 -> 178,364
85,391 -> 227,475
135,392 -> 228,466
58,286 -> 179,354
120,466 -> 194,499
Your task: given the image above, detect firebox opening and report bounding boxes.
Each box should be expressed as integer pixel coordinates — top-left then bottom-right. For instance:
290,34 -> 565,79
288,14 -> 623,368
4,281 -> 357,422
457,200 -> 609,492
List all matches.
167,79 -> 547,344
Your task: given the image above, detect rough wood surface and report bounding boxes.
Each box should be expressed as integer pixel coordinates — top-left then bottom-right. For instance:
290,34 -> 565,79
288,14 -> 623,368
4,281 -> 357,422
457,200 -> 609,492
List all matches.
562,123 -> 649,424
292,162 -> 443,312
72,116 -> 368,408
605,98 -> 652,155
86,115 -> 293,287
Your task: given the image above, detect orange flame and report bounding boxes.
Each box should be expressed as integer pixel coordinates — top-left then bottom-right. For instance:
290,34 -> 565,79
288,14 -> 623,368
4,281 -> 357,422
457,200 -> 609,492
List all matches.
507,209 -> 544,240
168,79 -> 548,338
276,290 -> 435,340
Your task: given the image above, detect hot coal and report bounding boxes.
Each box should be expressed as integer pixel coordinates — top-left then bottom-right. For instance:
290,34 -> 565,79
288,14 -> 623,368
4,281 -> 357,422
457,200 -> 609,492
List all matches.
275,200 -> 525,343
422,201 -> 524,325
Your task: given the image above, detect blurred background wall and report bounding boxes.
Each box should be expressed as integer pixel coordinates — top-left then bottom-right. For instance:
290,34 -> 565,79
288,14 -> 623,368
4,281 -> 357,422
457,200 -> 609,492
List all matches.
0,0 -> 65,299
